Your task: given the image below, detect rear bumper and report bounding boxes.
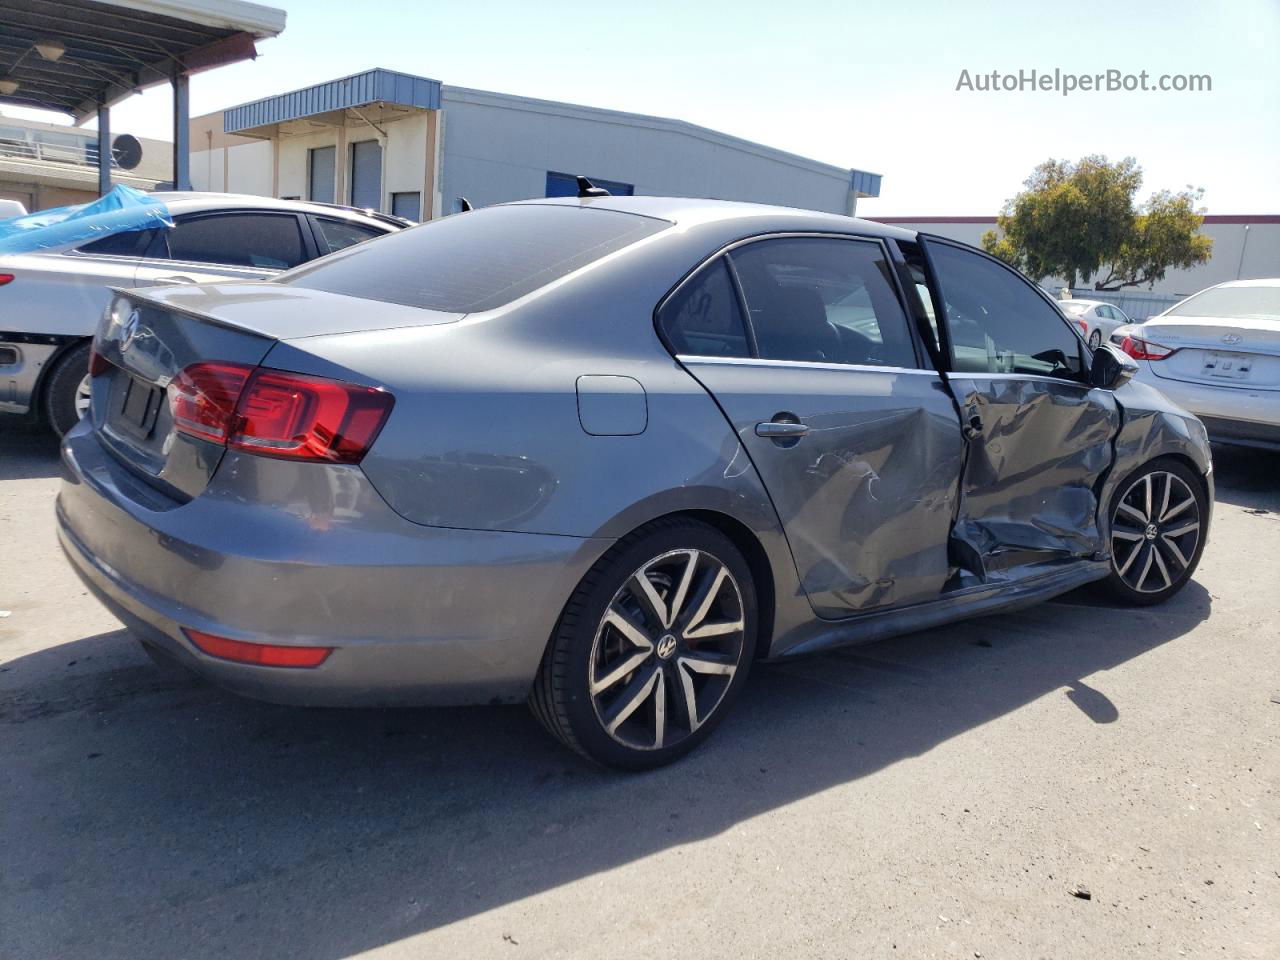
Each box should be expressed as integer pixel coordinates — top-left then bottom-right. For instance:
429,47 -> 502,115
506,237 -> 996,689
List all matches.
1140,365 -> 1280,447
57,421 -> 612,706
1197,415 -> 1280,452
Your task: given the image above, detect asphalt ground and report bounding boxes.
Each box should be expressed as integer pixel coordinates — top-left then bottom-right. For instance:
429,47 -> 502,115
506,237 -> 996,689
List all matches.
2,423 -> 1276,959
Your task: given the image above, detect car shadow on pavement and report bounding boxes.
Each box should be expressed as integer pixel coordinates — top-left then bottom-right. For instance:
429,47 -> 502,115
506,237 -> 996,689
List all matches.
0,422 -> 63,481
1,579 -> 1211,960
1208,443 -> 1280,513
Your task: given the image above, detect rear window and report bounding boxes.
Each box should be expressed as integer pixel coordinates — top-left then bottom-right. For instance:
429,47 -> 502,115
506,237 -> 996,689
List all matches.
1167,285 -> 1280,321
280,204 -> 670,313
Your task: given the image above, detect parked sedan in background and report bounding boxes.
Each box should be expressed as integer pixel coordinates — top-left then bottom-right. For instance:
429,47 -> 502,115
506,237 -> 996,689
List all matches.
1060,297 -> 1134,348
57,197 -> 1212,769
1112,278 -> 1280,451
0,192 -> 401,435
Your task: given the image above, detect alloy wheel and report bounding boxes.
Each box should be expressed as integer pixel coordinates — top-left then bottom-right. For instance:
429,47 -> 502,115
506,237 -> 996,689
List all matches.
1110,470 -> 1202,594
589,548 -> 746,751
74,374 -> 92,419
1089,329 -> 1102,349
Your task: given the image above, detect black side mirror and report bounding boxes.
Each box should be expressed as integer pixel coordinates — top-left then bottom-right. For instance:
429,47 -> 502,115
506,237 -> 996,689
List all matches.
1089,343 -> 1138,390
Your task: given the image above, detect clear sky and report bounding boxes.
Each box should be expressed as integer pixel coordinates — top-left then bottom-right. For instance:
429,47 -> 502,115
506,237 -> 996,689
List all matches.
3,0 -> 1277,215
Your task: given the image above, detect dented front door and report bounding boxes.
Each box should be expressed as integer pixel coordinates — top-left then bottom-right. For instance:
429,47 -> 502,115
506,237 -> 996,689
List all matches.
946,375 -> 1119,577
919,237 -> 1120,580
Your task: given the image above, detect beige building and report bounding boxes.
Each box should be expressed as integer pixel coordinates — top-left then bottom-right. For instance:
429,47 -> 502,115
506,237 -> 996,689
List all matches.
0,113 -> 172,211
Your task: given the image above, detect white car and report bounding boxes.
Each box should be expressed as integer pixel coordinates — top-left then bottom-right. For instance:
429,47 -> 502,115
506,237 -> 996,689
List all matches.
1059,298 -> 1134,349
1110,278 -> 1280,451
0,193 -> 402,435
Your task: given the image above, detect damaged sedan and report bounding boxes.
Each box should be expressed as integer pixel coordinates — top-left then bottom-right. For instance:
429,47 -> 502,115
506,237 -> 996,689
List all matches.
56,196 -> 1212,769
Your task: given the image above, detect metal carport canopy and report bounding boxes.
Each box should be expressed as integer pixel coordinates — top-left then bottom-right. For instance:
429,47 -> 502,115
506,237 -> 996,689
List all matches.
0,0 -> 285,190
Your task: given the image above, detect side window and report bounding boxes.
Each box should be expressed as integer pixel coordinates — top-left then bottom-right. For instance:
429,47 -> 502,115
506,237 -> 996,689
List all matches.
312,217 -> 385,255
927,242 -> 1084,378
728,237 -> 916,367
166,214 -> 306,270
658,258 -> 751,358
78,229 -> 152,257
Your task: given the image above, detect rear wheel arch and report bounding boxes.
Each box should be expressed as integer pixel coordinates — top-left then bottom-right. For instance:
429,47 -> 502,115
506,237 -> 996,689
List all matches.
677,509 -> 776,659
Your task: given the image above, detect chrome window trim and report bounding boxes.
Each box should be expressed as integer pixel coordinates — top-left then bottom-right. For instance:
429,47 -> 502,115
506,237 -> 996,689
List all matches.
677,355 -> 942,377
948,370 -> 1094,388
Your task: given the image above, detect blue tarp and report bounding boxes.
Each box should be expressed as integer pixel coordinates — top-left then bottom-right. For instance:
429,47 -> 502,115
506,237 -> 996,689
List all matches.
0,185 -> 173,255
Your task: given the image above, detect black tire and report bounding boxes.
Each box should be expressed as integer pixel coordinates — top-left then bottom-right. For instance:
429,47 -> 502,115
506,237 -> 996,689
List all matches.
44,341 -> 92,438
1088,329 -> 1103,349
531,517 -> 757,770
1098,457 -> 1208,606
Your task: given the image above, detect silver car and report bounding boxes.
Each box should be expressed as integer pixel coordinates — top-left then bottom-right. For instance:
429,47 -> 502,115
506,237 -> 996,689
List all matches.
57,197 -> 1213,769
1110,278 -> 1280,451
1059,298 -> 1134,349
0,193 -> 401,435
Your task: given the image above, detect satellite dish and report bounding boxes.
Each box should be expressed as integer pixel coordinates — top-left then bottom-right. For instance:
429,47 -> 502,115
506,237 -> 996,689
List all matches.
111,134 -> 142,171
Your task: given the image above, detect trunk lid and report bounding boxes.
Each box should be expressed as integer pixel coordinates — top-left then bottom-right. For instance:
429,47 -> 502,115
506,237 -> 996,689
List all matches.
92,295 -> 275,502
130,281 -> 464,340
91,284 -> 462,501
1140,315 -> 1280,391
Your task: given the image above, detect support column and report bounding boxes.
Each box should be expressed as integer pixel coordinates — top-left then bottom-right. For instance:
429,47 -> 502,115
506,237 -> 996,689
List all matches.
96,103 -> 111,196
335,122 -> 349,205
172,72 -> 191,190
423,109 -> 440,220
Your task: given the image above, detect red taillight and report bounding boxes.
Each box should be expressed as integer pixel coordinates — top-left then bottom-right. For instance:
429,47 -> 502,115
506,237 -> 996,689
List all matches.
88,346 -> 111,376
184,628 -> 332,668
230,369 -> 394,464
0,274 -> 14,287
167,362 -> 393,463
1119,335 -> 1176,361
169,362 -> 252,443
1076,318 -> 1088,336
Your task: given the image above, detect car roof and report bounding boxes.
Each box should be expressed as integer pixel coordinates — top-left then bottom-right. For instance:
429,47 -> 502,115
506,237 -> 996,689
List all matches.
1213,277 -> 1280,289
1063,299 -> 1104,307
504,195 -> 918,241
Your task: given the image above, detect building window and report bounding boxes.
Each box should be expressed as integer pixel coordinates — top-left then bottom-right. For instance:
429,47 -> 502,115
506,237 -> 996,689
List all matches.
350,139 -> 383,211
545,171 -> 635,198
391,191 -> 422,222
308,146 -> 335,205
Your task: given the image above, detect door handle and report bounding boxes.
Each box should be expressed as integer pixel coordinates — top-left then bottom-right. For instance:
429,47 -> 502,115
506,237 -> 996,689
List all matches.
755,420 -> 810,439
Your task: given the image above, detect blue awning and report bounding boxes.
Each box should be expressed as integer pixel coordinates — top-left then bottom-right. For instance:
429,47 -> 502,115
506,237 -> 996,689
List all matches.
225,69 -> 442,133
851,169 -> 882,198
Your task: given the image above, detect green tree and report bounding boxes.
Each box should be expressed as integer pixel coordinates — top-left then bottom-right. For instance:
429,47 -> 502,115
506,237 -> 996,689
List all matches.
981,156 -> 1212,291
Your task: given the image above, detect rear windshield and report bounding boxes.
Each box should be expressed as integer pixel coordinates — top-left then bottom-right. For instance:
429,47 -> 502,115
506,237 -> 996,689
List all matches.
280,204 -> 670,313
1167,285 -> 1280,321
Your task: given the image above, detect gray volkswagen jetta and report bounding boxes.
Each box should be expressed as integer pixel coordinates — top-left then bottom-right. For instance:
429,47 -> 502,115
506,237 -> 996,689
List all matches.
57,196 -> 1213,769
